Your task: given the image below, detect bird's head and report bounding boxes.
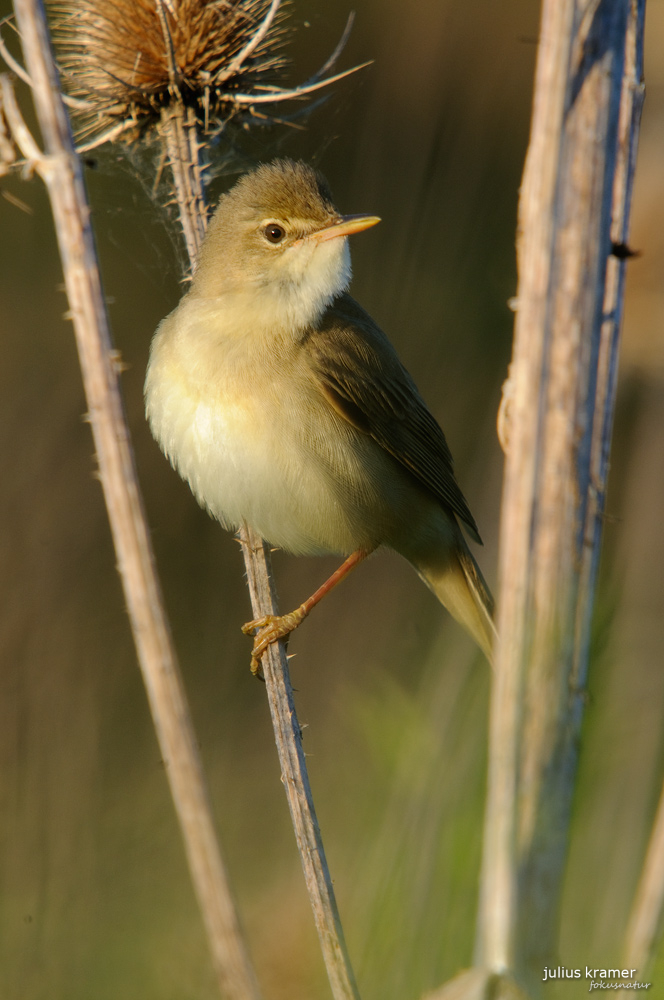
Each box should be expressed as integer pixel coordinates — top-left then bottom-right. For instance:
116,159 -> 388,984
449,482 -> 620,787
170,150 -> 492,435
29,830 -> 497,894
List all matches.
192,159 -> 380,329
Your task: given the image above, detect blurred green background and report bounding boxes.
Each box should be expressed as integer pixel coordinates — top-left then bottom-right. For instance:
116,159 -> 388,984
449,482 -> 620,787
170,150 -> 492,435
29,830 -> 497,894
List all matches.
1,1 -> 663,998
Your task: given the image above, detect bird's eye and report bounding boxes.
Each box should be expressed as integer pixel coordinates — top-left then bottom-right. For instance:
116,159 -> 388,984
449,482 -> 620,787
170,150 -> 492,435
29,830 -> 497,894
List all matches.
263,223 -> 286,244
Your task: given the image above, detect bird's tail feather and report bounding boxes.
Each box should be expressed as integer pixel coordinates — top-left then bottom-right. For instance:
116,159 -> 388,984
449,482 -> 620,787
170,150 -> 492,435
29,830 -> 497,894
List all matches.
416,544 -> 496,663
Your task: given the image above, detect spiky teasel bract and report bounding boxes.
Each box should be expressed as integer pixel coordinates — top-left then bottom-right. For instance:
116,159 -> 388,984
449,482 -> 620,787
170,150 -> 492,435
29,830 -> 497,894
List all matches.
49,0 -> 331,148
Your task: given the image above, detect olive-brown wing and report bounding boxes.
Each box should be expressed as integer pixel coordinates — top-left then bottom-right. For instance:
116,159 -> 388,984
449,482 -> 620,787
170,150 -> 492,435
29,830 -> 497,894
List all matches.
304,293 -> 482,544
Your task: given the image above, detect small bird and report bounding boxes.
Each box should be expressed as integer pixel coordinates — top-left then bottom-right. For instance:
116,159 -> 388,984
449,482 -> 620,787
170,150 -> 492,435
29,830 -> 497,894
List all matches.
145,159 -> 495,670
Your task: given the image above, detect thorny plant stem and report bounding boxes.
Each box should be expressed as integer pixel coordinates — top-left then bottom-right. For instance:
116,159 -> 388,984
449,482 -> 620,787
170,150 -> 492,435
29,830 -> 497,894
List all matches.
158,98 -> 362,1000
10,2 -> 261,998
161,102 -> 207,266
240,534 -> 363,1000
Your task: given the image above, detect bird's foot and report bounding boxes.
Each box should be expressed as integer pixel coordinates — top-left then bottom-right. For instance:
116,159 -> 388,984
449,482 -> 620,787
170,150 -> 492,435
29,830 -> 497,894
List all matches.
241,606 -> 308,676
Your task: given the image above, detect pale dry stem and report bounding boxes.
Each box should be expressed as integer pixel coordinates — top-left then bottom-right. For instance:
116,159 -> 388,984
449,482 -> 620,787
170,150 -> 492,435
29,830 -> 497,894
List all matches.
8,2 -> 261,998
624,776 -> 664,974
477,0 -> 646,993
158,93 -> 362,1000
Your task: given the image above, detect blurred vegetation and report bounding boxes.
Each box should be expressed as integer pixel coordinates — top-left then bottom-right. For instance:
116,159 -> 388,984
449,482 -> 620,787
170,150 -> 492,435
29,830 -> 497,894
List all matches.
1,1 -> 663,998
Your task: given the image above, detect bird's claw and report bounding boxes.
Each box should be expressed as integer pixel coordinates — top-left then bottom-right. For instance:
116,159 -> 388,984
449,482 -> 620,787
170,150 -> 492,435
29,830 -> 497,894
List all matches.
242,607 -> 307,676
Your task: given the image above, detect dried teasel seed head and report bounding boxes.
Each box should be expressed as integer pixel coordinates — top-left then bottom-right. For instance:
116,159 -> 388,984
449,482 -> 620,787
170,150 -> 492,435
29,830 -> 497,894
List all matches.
49,0 -> 293,146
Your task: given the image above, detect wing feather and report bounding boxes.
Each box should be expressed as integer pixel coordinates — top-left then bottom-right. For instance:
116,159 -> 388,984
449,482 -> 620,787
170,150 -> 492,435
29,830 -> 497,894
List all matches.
304,294 -> 482,543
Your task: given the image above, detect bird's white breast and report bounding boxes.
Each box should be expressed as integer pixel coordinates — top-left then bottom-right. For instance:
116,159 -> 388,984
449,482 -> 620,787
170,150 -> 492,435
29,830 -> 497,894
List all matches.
145,296 -> 372,555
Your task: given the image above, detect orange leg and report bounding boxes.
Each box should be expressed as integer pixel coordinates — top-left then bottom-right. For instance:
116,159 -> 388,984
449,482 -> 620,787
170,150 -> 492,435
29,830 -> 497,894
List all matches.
242,549 -> 371,675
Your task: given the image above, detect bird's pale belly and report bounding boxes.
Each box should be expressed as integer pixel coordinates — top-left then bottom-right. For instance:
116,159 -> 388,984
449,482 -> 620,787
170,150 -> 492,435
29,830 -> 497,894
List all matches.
148,366 -> 399,557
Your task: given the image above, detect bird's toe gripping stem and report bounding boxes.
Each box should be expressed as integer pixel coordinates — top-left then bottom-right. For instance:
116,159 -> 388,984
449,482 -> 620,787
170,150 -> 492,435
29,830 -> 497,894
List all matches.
241,605 -> 308,676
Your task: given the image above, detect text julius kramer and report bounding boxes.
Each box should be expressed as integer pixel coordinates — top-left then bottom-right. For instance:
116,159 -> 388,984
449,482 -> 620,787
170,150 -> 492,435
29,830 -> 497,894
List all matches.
543,967 -> 650,988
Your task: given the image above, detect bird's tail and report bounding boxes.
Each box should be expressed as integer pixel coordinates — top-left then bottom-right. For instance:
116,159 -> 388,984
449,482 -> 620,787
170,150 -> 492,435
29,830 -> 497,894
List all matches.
415,543 -> 496,663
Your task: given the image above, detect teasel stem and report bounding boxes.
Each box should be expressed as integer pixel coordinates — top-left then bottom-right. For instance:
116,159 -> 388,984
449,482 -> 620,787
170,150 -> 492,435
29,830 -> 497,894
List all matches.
137,8 -> 361,997
160,102 -> 208,264
239,533 -> 362,1000
7,0 -> 366,994
158,70 -> 363,1000
8,2 -> 262,998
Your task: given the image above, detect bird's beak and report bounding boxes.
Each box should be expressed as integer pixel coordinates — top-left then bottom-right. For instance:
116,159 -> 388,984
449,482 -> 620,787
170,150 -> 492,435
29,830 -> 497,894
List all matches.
311,214 -> 381,242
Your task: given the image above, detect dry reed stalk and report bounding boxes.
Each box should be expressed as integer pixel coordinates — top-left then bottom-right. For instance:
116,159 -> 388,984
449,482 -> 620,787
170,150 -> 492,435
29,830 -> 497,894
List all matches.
4,2 -> 365,998
240,534 -> 362,1000
624,775 -> 664,974
475,0 -> 645,994
6,2 -> 263,998
155,97 -> 362,1000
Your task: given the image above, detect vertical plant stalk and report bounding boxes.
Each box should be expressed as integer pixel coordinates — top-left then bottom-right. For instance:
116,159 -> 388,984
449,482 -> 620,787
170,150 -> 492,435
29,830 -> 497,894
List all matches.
477,0 -> 645,991
158,99 -> 362,1000
622,8 -> 663,951
10,2 -> 261,998
161,103 -> 208,265
476,0 -> 576,976
241,534 -> 362,1000
624,774 -> 664,974
574,0 -> 645,721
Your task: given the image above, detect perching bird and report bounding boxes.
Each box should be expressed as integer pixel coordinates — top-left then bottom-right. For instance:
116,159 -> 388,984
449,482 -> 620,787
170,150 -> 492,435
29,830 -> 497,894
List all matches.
145,159 -> 495,670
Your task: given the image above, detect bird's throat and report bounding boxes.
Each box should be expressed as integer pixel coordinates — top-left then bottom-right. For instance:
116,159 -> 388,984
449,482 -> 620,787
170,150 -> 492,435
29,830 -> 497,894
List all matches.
193,234 -> 352,339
